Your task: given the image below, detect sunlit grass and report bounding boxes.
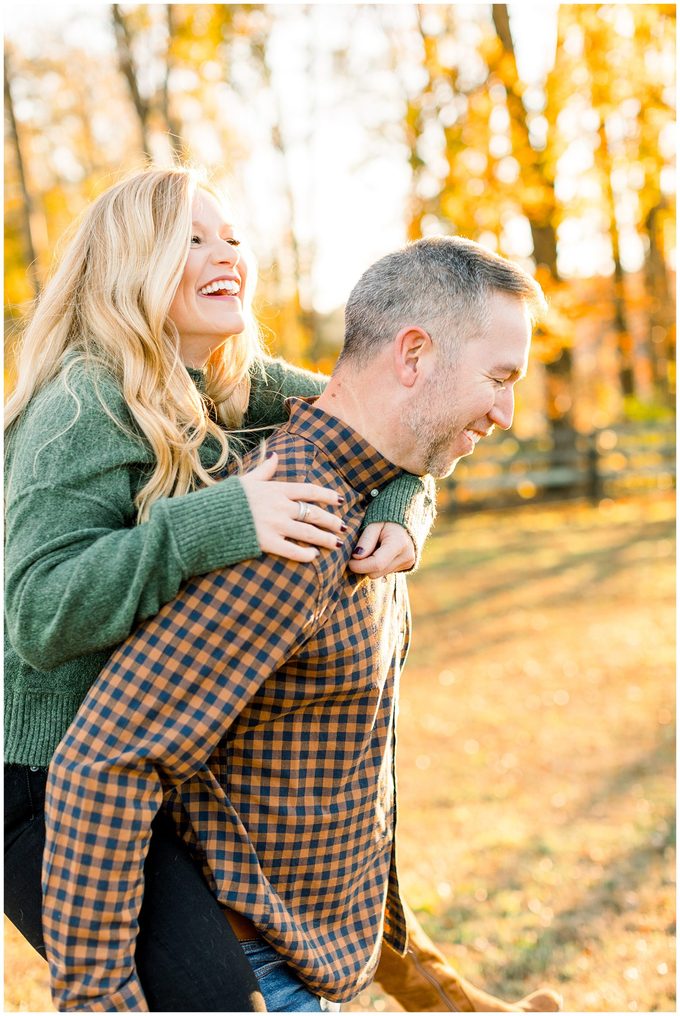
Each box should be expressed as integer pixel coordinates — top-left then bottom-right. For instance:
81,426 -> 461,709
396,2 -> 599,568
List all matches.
4,496 -> 675,1013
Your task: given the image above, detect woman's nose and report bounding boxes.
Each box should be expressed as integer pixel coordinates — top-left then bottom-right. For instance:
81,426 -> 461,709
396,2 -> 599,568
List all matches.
212,240 -> 239,266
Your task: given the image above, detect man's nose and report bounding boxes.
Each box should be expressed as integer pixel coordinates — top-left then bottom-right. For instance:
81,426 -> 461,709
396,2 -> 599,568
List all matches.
489,390 -> 514,430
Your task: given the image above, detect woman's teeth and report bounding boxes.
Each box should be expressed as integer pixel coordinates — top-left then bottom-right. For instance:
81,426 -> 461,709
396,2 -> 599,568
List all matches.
199,280 -> 240,296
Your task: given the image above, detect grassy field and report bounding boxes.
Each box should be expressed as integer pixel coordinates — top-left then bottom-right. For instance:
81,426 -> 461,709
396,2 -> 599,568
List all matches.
4,495 -> 675,1013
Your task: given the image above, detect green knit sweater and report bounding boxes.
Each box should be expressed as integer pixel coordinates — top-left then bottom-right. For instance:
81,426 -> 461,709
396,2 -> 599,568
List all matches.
4,356 -> 436,767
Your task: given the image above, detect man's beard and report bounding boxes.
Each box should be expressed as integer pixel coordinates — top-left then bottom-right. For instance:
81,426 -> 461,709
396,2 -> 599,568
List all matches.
403,372 -> 464,479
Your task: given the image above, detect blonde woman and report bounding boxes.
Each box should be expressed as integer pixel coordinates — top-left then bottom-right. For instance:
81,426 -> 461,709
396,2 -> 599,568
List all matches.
5,168 -> 559,1013
4,167 -> 432,1012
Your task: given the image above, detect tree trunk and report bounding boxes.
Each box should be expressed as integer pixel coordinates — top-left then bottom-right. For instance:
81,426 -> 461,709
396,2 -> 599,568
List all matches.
492,5 -> 575,442
644,201 -> 675,402
111,4 -> 152,157
598,125 -> 636,398
4,47 -> 41,298
162,6 -> 185,160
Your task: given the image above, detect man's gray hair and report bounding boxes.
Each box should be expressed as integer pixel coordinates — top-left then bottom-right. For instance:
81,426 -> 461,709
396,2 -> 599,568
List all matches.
341,235 -> 546,364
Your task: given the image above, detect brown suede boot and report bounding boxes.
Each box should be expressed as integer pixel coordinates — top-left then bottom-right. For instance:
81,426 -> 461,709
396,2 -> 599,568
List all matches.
373,905 -> 563,1012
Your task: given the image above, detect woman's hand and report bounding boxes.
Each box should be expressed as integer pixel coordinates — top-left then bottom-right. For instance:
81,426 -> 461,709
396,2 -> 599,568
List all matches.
348,522 -> 416,578
240,452 -> 346,563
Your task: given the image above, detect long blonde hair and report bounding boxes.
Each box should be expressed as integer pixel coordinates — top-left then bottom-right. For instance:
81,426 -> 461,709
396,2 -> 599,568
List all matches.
5,166 -> 263,521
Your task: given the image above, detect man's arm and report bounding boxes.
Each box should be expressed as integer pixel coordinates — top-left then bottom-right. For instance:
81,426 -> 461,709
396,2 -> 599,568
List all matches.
42,555 -> 322,1012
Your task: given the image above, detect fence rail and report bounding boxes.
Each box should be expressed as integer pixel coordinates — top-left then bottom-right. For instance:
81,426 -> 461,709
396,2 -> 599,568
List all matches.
438,422 -> 676,513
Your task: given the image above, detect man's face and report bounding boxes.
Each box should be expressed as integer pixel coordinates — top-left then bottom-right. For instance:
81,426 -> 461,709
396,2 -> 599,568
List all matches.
405,292 -> 532,478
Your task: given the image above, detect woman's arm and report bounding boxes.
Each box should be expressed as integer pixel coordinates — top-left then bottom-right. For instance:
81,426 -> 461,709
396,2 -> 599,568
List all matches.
4,369 -> 337,673
5,359 -> 434,674
361,473 -> 437,570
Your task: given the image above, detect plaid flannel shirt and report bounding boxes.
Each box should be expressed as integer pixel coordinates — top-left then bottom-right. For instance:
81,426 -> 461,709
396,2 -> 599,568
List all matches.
42,398 -> 411,1012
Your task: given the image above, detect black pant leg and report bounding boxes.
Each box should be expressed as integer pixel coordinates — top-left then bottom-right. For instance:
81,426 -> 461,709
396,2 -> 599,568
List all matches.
4,764 -> 48,958
4,765 -> 265,1012
136,811 -> 265,1012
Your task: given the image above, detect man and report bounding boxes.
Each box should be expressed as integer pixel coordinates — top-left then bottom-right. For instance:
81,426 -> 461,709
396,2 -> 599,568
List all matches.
42,237 -> 559,1012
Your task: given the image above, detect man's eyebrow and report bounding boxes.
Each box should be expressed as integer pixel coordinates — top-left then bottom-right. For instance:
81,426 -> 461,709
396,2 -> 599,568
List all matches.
493,364 -> 527,380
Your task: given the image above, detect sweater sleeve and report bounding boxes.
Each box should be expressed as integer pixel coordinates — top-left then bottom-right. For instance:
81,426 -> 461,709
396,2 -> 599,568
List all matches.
243,357 -> 328,429
4,372 -> 260,673
247,358 -> 437,566
362,473 -> 437,570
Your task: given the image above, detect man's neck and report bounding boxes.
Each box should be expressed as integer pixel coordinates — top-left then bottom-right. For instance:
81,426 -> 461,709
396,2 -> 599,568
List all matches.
314,367 -> 405,470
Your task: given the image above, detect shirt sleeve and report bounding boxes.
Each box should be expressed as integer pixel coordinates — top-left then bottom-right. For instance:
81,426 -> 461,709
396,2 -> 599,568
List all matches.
41,554 -> 324,1012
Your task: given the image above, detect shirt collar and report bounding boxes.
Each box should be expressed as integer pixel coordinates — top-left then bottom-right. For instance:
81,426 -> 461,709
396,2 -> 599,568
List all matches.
283,397 -> 404,497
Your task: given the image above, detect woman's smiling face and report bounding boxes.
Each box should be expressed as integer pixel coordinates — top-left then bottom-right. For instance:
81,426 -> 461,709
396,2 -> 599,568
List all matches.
169,189 -> 248,367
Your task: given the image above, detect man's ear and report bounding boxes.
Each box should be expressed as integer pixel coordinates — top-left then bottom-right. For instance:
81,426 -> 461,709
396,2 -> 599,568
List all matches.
392,326 -> 433,388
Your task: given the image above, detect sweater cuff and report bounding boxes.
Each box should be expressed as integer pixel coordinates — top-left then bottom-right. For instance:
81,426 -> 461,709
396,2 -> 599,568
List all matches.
151,477 -> 261,578
362,474 -> 437,571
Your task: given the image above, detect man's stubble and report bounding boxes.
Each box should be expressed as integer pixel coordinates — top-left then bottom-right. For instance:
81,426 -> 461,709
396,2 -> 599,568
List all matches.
402,360 -> 466,479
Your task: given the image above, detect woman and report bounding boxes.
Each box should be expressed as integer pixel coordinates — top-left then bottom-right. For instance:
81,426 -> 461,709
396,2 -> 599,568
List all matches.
3,166 -> 430,1011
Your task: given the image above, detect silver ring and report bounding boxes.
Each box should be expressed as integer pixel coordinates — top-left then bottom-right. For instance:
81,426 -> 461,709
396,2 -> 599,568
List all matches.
296,502 -> 311,523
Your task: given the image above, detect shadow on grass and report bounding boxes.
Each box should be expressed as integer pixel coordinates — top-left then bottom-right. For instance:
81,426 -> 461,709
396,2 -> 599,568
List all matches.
414,519 -> 674,657
574,731 -> 676,824
422,734 -> 675,990
489,816 -> 676,988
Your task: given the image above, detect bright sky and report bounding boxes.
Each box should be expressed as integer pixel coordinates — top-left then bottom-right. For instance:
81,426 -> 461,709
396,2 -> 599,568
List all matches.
6,2 -> 610,313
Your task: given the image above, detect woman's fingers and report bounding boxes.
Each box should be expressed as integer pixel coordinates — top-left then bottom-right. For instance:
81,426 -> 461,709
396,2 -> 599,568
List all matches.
289,503 -> 346,535
239,473 -> 346,558
243,455 -> 341,506
243,452 -> 279,481
285,520 -> 344,550
267,539 -> 321,564
350,522 -> 382,560
348,522 -> 415,577
285,483 -> 344,507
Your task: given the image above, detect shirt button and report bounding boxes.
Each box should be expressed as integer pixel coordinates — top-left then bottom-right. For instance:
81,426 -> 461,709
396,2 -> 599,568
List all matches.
29,765 -> 40,772
370,489 -> 379,498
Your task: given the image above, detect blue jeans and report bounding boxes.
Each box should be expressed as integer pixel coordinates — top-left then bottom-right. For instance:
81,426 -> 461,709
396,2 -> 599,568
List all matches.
240,939 -> 341,1013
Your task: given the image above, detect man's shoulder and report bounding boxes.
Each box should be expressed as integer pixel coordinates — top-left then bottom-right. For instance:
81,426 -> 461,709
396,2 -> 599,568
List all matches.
241,421 -> 319,479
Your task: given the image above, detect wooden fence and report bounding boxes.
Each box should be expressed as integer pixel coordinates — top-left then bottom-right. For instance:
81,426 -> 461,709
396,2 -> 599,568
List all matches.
438,422 -> 676,513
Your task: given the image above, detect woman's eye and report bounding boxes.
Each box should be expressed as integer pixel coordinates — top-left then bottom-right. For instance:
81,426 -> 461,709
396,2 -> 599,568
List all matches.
227,238 -> 241,247
190,235 -> 202,246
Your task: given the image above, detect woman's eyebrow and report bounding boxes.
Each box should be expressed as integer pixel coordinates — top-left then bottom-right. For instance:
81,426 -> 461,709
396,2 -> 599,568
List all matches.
191,219 -> 236,231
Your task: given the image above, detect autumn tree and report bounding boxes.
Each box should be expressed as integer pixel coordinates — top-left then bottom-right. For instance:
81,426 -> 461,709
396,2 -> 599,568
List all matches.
402,3 -> 675,434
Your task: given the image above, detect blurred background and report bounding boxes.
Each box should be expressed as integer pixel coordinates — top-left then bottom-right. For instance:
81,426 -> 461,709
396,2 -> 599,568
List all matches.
4,3 -> 676,1012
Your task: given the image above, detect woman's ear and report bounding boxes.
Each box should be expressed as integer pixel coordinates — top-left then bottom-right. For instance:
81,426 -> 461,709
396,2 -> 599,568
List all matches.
392,326 -> 433,388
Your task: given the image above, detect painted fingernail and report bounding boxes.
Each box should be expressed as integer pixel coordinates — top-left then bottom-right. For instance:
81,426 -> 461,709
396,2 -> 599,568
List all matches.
266,451 -> 275,459
340,524 -> 348,533
336,539 -> 344,548
337,495 -> 345,504
353,547 -> 365,556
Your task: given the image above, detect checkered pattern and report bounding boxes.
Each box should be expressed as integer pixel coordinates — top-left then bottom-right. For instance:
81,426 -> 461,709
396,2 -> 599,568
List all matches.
42,398 -> 411,1012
